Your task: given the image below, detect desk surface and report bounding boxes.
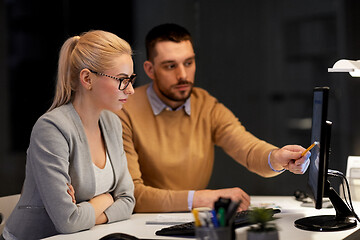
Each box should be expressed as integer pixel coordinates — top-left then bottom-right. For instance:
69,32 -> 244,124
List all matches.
43,196 -> 360,240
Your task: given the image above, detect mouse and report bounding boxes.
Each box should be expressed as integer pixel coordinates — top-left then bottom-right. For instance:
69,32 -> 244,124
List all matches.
99,232 -> 140,240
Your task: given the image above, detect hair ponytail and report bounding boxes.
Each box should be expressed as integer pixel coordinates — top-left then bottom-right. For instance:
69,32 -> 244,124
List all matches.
48,36 -> 80,111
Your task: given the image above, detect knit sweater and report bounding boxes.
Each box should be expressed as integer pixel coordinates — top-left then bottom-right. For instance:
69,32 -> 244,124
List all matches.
117,84 -> 278,212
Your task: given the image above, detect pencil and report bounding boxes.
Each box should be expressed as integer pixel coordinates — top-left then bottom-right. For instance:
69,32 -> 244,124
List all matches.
192,209 -> 201,227
301,141 -> 319,157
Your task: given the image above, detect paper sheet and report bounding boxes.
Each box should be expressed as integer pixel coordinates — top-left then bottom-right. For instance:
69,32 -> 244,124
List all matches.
145,214 -> 194,225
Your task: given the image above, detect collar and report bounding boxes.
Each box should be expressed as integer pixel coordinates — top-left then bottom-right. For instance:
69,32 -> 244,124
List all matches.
146,83 -> 191,116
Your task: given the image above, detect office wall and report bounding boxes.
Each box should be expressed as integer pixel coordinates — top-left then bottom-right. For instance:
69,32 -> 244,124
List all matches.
1,0 -> 360,197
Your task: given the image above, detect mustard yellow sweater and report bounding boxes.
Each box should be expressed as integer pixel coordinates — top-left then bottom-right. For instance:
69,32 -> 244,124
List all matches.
117,84 -> 278,212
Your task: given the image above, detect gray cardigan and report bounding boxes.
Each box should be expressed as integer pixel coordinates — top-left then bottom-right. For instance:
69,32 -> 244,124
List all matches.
4,104 -> 135,240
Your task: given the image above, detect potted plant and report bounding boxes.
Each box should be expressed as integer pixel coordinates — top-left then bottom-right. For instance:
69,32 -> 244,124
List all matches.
247,207 -> 279,240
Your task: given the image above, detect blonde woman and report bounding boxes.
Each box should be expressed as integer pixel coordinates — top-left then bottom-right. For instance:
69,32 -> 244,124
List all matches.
2,30 -> 136,240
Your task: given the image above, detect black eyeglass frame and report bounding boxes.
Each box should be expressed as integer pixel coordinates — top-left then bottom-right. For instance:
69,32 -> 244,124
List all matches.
89,69 -> 136,90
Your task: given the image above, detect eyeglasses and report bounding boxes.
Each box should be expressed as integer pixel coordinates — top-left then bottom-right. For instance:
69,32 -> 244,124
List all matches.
89,69 -> 136,90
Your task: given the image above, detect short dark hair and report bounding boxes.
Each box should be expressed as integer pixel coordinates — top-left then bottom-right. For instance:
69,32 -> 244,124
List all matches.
145,23 -> 193,61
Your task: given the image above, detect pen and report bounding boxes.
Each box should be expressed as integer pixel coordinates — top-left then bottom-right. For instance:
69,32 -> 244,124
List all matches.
301,141 -> 319,157
217,207 -> 226,227
210,210 -> 219,227
192,209 -> 202,227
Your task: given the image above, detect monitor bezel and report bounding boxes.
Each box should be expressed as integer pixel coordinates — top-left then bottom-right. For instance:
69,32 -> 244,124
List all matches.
307,86 -> 329,209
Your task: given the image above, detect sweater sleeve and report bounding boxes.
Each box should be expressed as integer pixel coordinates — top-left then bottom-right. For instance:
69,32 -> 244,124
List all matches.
104,150 -> 135,221
28,116 -> 95,233
119,108 -> 189,213
210,101 -> 280,178
103,113 -> 136,222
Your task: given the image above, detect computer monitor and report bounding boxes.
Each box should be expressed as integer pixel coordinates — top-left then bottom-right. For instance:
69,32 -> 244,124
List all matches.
294,87 -> 357,231
308,87 -> 330,210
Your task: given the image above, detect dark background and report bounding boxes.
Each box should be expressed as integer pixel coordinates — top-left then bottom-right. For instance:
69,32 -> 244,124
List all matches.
1,0 -> 360,197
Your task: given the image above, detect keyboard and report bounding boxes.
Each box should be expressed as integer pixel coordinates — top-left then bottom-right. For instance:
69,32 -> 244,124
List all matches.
155,208 -> 281,237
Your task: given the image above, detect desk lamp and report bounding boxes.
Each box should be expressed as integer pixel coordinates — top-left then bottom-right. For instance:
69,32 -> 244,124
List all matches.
328,59 -> 360,77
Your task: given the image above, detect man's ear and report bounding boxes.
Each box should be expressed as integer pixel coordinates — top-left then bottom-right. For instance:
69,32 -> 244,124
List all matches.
143,60 -> 155,80
79,69 -> 92,90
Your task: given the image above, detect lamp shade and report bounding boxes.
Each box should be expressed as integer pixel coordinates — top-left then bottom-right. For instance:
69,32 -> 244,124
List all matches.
328,59 -> 360,77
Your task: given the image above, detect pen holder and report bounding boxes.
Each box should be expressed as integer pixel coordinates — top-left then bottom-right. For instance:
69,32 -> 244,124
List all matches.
195,226 -> 231,240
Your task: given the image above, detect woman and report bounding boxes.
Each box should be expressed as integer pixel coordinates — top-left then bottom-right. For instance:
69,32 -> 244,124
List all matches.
2,30 -> 136,240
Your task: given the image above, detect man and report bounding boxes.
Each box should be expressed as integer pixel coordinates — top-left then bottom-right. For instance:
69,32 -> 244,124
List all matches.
117,23 -> 310,212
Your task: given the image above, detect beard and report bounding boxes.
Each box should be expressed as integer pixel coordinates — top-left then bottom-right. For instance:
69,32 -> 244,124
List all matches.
157,79 -> 194,102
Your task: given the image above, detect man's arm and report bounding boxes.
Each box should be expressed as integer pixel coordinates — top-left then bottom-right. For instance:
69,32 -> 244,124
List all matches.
119,105 -> 251,212
210,102 -> 279,177
120,106 -> 254,212
191,146 -> 310,211
210,101 -> 310,177
133,182 -> 189,212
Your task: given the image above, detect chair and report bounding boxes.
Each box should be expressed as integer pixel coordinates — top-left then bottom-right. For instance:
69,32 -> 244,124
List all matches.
0,194 -> 20,234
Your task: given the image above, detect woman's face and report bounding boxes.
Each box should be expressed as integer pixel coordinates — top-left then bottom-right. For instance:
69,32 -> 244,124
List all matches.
90,54 -> 135,112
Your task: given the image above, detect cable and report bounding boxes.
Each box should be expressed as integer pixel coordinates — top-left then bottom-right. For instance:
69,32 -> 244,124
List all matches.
327,169 -> 360,222
328,170 -> 351,209
328,170 -> 352,211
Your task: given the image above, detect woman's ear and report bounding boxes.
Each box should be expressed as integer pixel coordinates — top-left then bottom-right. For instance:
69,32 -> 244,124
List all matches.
143,60 -> 155,80
79,69 -> 92,90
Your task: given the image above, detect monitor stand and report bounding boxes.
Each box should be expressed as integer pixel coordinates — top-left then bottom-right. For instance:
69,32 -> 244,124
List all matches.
294,181 -> 357,231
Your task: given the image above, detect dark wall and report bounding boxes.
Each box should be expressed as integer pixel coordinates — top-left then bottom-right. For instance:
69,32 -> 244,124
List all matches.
6,0 -> 133,152
0,0 -> 134,195
1,0 -> 360,197
130,0 -> 360,196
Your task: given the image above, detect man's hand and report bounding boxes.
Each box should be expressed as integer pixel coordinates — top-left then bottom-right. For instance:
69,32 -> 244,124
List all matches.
193,187 -> 250,211
270,145 -> 310,174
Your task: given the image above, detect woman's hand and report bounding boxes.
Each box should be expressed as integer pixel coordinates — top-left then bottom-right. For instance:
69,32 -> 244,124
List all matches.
67,183 -> 76,204
89,193 -> 114,224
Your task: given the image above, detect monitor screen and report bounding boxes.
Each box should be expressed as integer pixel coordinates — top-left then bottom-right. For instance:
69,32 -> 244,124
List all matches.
307,87 -> 329,209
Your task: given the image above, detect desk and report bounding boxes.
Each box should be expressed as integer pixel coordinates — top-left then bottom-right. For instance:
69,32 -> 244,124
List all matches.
43,196 -> 360,240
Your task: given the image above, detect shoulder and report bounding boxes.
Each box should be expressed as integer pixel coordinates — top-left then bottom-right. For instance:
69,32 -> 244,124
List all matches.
191,87 -> 220,111
119,84 -> 152,118
125,84 -> 149,106
29,104 -> 82,153
191,87 -> 217,102
191,87 -> 236,120
33,104 -> 77,133
30,103 -> 90,146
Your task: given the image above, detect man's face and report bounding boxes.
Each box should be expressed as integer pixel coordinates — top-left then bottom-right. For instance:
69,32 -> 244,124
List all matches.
146,40 -> 196,107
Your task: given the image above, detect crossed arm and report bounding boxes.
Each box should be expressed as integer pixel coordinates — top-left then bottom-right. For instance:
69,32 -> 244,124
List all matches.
67,184 -> 114,225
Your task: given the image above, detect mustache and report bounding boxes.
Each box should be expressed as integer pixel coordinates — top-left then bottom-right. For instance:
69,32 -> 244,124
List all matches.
175,80 -> 194,86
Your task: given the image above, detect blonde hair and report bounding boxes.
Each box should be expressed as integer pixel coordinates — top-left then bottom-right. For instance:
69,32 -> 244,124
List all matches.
48,30 -> 132,111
